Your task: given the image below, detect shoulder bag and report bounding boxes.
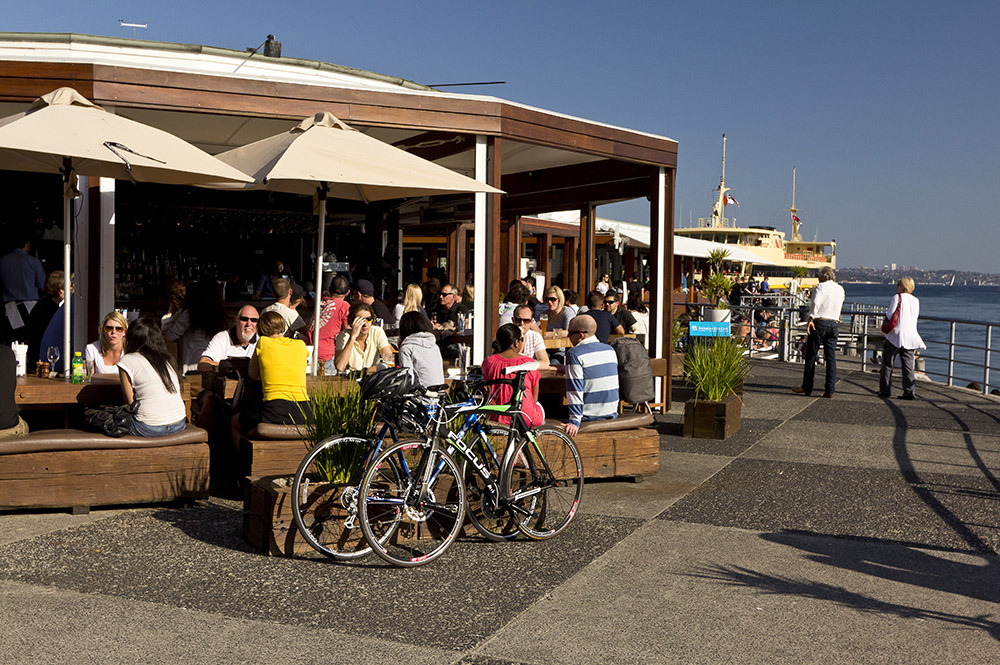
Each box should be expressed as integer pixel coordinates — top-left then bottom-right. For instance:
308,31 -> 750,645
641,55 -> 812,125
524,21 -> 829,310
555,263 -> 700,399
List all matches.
83,401 -> 140,438
881,299 -> 901,335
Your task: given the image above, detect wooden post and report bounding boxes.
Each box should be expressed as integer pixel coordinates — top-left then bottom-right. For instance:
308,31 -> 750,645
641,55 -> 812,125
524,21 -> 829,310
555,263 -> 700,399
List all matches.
579,204 -> 595,296
536,233 -> 550,285
564,236 -> 578,294
364,204 -> 384,288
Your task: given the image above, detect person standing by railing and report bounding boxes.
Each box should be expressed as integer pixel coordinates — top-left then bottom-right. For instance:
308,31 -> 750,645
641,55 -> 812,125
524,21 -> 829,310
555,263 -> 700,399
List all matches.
794,266 -> 845,398
878,277 -> 925,400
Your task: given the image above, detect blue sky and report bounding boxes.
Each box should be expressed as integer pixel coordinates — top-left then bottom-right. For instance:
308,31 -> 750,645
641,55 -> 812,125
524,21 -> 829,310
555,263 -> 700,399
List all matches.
8,1 -> 999,272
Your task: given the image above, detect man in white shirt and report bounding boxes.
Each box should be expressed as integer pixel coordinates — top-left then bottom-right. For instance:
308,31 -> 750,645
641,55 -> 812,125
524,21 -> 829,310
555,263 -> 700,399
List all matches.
513,304 -> 550,369
261,278 -> 305,337
794,267 -> 845,398
198,306 -> 260,371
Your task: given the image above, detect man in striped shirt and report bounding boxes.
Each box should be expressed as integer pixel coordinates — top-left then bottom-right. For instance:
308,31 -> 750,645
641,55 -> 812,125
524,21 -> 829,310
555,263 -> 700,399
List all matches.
563,315 -> 619,436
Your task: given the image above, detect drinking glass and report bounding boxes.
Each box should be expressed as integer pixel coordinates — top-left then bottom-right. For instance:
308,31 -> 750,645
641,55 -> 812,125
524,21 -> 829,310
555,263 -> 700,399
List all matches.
539,314 -> 548,334
84,358 -> 95,382
46,346 -> 61,372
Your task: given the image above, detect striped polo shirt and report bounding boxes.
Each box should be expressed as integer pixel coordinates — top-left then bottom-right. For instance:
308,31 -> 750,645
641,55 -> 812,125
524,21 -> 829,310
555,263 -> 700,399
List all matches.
565,335 -> 619,427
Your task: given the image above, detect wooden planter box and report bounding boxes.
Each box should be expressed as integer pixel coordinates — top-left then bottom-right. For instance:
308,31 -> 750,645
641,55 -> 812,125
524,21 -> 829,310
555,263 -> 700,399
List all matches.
243,474 -> 467,557
683,394 -> 742,439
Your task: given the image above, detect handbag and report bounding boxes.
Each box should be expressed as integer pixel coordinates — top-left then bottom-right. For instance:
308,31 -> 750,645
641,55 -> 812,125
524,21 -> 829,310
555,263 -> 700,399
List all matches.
83,401 -> 140,438
881,299 -> 901,334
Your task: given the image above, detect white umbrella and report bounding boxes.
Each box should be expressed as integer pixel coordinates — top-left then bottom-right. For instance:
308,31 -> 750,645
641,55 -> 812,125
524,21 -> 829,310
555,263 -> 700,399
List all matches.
0,87 -> 252,372
214,111 -> 502,373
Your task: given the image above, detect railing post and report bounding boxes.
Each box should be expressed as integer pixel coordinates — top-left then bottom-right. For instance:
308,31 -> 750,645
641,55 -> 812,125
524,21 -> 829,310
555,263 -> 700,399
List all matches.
948,321 -> 956,387
984,324 -> 992,394
860,314 -> 868,373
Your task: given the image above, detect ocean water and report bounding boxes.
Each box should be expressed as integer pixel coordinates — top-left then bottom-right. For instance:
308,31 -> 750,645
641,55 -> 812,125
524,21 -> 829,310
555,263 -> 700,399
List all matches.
842,283 -> 1000,389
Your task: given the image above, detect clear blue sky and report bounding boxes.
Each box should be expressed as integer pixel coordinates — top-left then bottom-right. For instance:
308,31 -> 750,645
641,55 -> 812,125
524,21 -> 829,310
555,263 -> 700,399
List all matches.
8,1 -> 999,272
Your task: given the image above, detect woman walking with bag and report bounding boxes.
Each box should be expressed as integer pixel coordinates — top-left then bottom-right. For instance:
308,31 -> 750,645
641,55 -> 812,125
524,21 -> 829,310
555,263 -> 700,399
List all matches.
878,277 -> 925,400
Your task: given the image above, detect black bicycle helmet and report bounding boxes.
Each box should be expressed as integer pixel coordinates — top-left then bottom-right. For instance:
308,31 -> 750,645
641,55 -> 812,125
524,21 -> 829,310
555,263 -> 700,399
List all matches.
360,366 -> 414,401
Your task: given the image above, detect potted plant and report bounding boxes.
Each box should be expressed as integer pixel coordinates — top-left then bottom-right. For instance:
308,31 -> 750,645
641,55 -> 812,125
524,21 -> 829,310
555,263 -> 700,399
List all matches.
243,377 -> 377,556
682,336 -> 750,439
701,271 -> 733,322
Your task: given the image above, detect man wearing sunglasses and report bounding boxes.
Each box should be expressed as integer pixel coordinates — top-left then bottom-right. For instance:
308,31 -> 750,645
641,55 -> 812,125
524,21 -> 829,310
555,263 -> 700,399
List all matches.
431,283 -> 468,331
603,290 -> 637,334
198,305 -> 260,371
512,304 -> 550,368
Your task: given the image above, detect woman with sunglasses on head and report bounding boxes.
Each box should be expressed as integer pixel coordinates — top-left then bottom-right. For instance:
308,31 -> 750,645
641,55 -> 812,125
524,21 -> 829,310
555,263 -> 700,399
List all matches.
117,315 -> 187,437
334,301 -> 394,374
480,323 -> 544,427
84,311 -> 128,375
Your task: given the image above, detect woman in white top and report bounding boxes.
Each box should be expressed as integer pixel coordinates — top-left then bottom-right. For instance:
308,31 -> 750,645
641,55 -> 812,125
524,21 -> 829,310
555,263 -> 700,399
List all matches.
334,302 -> 394,374
84,311 -> 128,375
878,277 -> 926,400
118,316 -> 187,437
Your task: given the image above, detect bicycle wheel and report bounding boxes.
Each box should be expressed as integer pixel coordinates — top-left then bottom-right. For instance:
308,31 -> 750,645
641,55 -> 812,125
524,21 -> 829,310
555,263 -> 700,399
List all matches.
502,426 -> 583,540
461,423 -> 520,541
291,435 -> 407,560
358,439 -> 466,567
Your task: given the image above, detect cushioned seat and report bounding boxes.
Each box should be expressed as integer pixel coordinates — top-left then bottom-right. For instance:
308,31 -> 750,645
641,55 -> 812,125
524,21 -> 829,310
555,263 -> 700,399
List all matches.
0,425 -> 209,455
578,412 -> 654,433
251,422 -> 308,440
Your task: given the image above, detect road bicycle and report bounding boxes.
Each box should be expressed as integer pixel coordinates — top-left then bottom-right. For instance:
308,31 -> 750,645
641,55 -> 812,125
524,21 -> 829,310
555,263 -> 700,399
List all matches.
357,362 -> 584,567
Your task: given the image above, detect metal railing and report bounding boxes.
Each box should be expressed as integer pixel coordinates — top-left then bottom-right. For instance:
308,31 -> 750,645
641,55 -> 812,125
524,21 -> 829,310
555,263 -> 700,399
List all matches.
676,300 -> 998,394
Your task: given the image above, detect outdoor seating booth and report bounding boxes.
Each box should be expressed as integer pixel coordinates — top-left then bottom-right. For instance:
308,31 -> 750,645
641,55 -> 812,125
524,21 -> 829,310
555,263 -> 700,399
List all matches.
0,32 -> 678,401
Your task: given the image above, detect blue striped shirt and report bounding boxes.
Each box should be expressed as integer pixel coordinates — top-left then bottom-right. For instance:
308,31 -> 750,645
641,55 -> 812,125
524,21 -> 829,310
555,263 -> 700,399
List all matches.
565,336 -> 619,427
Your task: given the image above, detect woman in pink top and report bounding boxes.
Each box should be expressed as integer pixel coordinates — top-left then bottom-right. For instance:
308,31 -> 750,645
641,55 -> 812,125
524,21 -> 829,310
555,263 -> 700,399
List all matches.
480,323 -> 545,427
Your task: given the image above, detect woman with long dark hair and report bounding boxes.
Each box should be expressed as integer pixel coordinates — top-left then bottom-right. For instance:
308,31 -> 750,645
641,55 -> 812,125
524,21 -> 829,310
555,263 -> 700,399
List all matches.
118,315 -> 187,437
480,323 -> 544,426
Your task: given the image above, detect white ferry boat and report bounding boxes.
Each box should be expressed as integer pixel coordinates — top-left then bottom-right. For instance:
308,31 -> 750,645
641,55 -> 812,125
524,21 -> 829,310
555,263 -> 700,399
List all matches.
675,135 -> 836,287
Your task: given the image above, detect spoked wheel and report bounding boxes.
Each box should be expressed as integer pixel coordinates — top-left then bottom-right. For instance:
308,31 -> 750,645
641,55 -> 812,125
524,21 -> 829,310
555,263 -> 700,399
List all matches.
358,439 -> 466,567
291,435 -> 407,560
461,424 -> 520,541
502,426 -> 583,540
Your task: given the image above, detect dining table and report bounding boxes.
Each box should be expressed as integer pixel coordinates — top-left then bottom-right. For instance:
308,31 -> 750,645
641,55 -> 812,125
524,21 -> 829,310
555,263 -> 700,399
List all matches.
15,374 -> 194,423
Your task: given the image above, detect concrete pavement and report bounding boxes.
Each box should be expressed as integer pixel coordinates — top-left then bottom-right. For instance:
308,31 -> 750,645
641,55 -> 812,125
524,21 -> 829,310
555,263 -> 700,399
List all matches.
0,360 -> 997,663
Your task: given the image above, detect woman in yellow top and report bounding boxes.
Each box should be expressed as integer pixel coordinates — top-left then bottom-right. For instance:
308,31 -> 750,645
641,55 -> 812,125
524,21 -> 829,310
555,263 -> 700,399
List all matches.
249,311 -> 312,425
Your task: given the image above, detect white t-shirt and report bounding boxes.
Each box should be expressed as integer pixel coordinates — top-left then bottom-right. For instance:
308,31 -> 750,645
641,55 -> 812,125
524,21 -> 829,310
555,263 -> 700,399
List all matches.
201,329 -> 257,363
84,341 -> 120,375
261,301 -> 303,334
117,353 -> 186,426
520,329 -> 545,360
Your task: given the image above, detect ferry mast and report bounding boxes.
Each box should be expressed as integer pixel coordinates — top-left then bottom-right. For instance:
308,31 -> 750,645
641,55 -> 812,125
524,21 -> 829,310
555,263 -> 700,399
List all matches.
709,134 -> 731,228
788,167 -> 801,241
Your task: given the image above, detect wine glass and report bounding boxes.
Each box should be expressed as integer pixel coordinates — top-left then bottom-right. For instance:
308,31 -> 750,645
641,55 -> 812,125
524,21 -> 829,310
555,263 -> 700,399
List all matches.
46,346 -> 60,373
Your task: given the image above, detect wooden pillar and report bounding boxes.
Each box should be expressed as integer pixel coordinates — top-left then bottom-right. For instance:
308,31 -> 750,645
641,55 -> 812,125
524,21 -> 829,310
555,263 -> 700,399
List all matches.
446,223 -> 466,286
85,177 -> 115,341
563,236 -> 578,294
384,210 -> 400,298
536,233 -> 551,285
500,215 -> 521,288
579,204 -> 595,296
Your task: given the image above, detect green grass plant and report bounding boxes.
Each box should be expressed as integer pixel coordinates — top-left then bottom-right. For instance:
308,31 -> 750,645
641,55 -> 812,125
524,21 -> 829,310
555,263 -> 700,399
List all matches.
301,378 -> 377,484
684,336 -> 750,402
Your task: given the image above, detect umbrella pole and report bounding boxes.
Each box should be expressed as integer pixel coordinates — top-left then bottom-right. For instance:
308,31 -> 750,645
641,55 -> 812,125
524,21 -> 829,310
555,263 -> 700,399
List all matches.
62,160 -> 72,379
312,185 -> 329,375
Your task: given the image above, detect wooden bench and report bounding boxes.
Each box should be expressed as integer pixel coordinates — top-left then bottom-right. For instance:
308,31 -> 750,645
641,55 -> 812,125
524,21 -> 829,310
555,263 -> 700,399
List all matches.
0,425 -> 210,513
572,412 -> 659,481
238,422 -> 309,479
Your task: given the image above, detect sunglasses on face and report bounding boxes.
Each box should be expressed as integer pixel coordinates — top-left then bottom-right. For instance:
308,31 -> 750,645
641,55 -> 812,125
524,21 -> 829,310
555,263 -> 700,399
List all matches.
238,316 -> 259,323
513,317 -> 533,324
546,297 -> 558,302
104,325 -> 124,333
568,330 -> 584,337
604,300 -> 616,306
356,316 -> 374,323
439,292 -> 454,297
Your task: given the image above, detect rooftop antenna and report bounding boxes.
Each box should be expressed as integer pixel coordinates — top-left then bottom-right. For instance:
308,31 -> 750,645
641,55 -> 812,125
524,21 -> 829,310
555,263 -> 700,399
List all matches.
118,20 -> 149,39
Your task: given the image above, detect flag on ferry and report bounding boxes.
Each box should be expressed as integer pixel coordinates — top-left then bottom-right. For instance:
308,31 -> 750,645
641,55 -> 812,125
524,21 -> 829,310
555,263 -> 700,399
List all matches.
792,214 -> 800,222
724,193 -> 740,207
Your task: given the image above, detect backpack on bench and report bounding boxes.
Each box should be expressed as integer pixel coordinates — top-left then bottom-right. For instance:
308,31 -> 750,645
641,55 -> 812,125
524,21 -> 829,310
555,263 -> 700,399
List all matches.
610,336 -> 655,407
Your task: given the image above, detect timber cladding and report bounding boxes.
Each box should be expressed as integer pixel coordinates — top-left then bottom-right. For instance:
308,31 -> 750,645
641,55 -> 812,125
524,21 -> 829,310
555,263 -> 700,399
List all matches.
0,60 -> 677,168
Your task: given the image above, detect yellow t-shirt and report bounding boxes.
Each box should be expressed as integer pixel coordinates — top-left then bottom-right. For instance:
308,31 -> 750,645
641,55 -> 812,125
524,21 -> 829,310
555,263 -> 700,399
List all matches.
257,336 -> 309,403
